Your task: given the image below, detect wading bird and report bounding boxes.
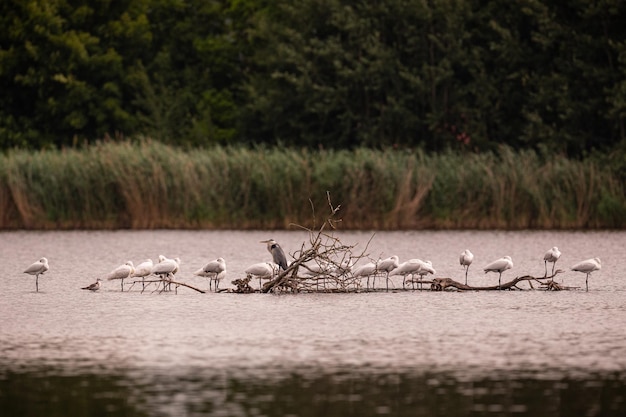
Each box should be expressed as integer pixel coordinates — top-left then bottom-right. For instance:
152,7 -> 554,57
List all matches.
377,255 -> 399,291
152,256 -> 179,291
194,257 -> 227,291
390,259 -> 423,289
132,259 -> 154,289
571,257 -> 601,292
352,261 -> 377,290
23,257 -> 49,292
106,261 -> 135,291
245,262 -> 278,290
415,260 -> 436,290
82,278 -> 102,291
543,247 -> 561,277
260,239 -> 288,271
459,249 -> 474,285
483,256 -> 513,289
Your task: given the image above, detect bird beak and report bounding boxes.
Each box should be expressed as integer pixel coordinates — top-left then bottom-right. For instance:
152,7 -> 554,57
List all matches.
259,240 -> 270,243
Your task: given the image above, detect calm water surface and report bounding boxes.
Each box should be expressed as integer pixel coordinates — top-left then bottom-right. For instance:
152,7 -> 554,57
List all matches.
1,230 -> 625,416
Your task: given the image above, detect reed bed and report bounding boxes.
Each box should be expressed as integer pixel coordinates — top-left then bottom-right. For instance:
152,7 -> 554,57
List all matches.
0,141 -> 624,229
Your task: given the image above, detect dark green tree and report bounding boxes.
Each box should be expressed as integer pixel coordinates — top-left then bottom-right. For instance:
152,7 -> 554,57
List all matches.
0,0 -> 153,148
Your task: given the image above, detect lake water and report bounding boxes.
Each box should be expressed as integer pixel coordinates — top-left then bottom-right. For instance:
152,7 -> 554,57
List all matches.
1,230 -> 625,416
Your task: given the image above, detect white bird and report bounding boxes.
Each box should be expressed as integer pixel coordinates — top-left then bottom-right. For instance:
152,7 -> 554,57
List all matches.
390,259 -> 423,289
460,249 -> 474,285
571,257 -> 601,292
194,257 -> 226,291
132,259 -> 154,278
377,255 -> 399,291
543,247 -> 561,277
483,256 -> 513,289
260,239 -> 288,271
152,256 -> 180,291
302,260 -> 332,277
414,259 -> 436,290
82,278 -> 102,291
245,261 -> 278,289
132,259 -> 154,289
301,260 -> 333,290
106,261 -> 135,291
330,258 -> 354,276
352,261 -> 377,290
23,257 -> 49,292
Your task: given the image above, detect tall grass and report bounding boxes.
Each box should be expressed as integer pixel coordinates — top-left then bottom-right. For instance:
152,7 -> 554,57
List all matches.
0,141 -> 624,229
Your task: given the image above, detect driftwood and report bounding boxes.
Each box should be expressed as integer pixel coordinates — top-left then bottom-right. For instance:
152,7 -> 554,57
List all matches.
130,279 -> 206,294
231,277 -> 255,293
261,193 -> 371,294
430,269 -> 579,291
229,195 -> 582,295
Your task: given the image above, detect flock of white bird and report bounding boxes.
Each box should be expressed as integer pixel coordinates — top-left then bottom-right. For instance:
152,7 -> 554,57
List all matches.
22,241 -> 602,293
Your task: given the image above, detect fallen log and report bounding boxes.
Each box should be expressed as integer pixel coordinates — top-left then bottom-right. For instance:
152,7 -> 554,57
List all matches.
430,269 -> 577,291
130,279 -> 206,294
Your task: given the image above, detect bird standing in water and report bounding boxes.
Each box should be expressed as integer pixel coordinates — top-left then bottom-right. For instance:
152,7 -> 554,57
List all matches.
24,257 -> 49,292
483,256 -> 513,289
82,278 -> 102,291
459,249 -> 474,285
571,257 -> 601,292
543,247 -> 561,277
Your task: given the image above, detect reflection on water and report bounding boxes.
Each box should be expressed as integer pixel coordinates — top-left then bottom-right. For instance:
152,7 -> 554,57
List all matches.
1,366 -> 625,417
1,230 -> 626,416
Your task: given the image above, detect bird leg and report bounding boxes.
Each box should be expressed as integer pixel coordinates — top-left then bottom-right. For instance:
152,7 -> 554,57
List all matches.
36,274 -> 39,292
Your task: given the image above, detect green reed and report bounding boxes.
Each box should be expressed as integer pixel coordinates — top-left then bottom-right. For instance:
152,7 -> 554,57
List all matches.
0,141 -> 624,229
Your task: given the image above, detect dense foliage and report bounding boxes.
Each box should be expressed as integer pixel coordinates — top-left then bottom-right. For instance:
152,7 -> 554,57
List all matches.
1,141 -> 624,229
1,0 -> 625,155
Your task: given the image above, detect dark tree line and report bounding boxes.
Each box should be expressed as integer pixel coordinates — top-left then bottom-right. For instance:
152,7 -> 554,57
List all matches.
1,0 -> 625,156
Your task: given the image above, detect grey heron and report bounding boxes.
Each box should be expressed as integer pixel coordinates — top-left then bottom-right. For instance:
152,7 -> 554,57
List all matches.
260,239 -> 288,271
82,278 -> 102,291
460,249 -> 474,285
543,247 -> 561,277
106,261 -> 135,291
483,256 -> 513,289
571,257 -> 601,292
23,257 -> 49,292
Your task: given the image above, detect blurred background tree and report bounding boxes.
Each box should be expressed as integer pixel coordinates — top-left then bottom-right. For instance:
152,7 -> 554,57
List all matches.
1,0 -> 624,156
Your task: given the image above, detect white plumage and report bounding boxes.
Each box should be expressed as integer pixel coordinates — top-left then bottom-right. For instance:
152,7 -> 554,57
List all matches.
194,258 -> 227,291
483,256 -> 513,288
377,255 -> 399,291
132,259 -> 154,278
460,249 -> 474,285
571,257 -> 601,292
106,261 -> 134,291
543,247 -> 561,276
245,261 -> 278,289
23,257 -> 49,292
